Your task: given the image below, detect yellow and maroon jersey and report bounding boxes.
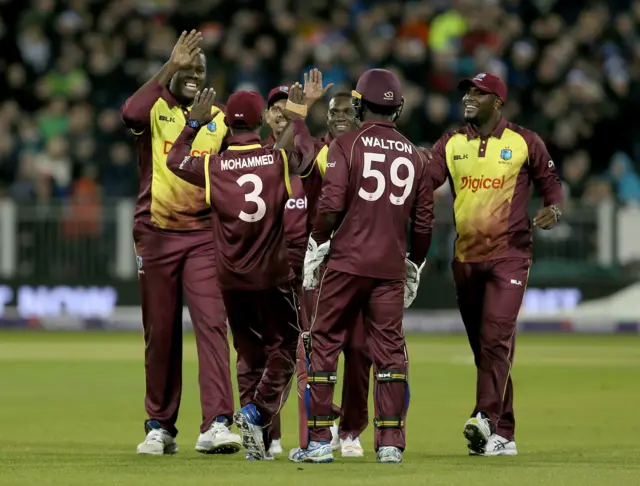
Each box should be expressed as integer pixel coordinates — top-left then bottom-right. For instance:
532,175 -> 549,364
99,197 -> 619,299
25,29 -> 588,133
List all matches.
428,118 -> 563,262
120,82 -> 227,231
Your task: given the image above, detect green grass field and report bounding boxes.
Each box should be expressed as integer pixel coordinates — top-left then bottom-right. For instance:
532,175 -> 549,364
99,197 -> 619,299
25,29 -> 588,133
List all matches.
0,332 -> 639,486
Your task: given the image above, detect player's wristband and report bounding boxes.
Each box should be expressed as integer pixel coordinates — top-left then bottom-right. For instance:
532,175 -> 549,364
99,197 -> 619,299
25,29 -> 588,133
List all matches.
549,204 -> 562,222
285,100 -> 307,118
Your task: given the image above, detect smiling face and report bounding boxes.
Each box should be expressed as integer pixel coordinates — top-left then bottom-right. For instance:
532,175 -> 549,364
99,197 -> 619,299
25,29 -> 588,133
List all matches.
327,95 -> 357,138
169,53 -> 207,105
265,98 -> 288,139
462,86 -> 500,124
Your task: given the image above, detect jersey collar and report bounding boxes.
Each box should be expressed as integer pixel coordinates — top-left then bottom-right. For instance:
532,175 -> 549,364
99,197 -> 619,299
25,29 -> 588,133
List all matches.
226,132 -> 262,149
466,117 -> 508,140
361,120 -> 396,129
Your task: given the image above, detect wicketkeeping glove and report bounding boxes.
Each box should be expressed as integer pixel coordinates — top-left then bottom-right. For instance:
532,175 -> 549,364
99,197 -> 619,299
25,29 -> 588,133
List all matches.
303,237 -> 330,290
404,258 -> 426,308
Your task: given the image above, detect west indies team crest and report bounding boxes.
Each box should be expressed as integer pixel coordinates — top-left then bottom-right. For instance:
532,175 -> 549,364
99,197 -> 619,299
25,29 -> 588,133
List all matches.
500,148 -> 512,161
207,121 -> 217,132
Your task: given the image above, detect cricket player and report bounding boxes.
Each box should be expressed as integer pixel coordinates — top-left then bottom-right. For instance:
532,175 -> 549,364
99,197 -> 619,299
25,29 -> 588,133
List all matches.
427,73 -> 563,456
166,85 -> 316,460
264,74 -> 372,457
289,69 -> 432,464
294,85 -> 373,458
120,30 -> 239,455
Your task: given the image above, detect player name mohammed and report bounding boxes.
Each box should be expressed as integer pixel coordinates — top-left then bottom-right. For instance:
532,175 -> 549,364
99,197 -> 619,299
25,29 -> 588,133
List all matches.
221,154 -> 274,171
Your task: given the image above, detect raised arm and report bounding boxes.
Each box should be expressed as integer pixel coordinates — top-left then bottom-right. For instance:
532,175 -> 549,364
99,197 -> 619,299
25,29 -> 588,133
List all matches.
279,83 -> 316,175
166,127 -> 208,188
284,119 -> 317,175
120,30 -> 202,133
166,88 -> 218,188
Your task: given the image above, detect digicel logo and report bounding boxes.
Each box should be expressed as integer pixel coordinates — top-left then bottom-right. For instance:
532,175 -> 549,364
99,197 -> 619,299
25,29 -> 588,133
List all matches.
286,197 -> 307,210
460,175 -> 505,193
163,141 -> 213,157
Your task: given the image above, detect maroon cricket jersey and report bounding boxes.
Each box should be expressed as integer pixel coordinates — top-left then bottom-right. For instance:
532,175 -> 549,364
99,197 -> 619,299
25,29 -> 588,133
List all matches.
315,121 -> 430,280
427,118 -> 563,262
120,81 -> 227,230
166,119 -> 315,290
262,135 -> 308,248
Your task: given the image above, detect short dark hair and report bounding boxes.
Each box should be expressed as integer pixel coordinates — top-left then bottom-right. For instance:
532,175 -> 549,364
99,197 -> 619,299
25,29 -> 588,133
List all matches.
363,100 -> 397,116
330,92 -> 352,102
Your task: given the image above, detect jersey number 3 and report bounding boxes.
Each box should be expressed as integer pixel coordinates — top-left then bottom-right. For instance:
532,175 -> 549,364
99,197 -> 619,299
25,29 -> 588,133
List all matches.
237,174 -> 266,222
358,152 -> 415,205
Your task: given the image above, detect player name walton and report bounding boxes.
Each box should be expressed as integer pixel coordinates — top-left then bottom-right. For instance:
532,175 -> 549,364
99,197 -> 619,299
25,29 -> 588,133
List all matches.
221,154 -> 274,171
362,136 -> 413,153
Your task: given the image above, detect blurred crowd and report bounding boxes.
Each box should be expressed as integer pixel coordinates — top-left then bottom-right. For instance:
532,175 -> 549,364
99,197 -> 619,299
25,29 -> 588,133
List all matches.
1,0 -> 640,210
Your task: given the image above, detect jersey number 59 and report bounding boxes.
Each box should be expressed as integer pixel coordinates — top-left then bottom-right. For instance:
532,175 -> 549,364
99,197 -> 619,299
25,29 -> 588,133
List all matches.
358,152 -> 415,205
237,174 -> 266,222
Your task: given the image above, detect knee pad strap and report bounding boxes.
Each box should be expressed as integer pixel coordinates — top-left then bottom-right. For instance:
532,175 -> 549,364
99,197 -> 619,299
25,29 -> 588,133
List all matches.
308,371 -> 337,384
374,415 -> 404,429
375,369 -> 407,382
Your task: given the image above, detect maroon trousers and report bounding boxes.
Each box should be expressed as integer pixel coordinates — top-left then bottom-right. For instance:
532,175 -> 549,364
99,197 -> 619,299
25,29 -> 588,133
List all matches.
224,282 -> 300,430
307,271 -> 372,440
308,268 -> 407,451
133,222 -> 234,436
452,257 -> 530,441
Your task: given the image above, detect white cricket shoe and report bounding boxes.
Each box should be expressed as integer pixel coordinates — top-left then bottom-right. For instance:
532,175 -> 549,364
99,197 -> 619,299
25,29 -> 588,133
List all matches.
330,423 -> 340,451
377,446 -> 402,463
472,434 -> 518,456
268,438 -> 283,455
195,421 -> 242,454
137,428 -> 178,455
463,412 -> 492,454
340,435 -> 364,457
289,441 -> 334,463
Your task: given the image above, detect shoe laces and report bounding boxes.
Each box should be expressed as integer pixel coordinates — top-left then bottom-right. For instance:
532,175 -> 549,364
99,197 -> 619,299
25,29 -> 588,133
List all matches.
209,421 -> 228,435
147,429 -> 166,442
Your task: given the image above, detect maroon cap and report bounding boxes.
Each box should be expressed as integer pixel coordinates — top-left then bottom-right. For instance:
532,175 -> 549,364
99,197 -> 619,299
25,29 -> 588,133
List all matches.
267,85 -> 290,107
225,91 -> 265,128
355,69 -> 403,107
458,73 -> 507,101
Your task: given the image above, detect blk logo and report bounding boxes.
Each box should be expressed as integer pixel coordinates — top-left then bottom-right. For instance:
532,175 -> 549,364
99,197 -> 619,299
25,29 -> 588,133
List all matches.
159,115 -> 175,122
453,154 -> 469,161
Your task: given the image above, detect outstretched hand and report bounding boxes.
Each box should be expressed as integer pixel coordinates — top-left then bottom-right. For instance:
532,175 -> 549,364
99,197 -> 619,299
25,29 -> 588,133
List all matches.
189,88 -> 216,124
169,30 -> 202,70
284,82 -> 307,120
304,68 -> 334,107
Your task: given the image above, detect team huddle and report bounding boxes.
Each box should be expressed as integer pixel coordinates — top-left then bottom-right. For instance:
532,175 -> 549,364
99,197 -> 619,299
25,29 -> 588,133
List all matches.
121,30 -> 563,464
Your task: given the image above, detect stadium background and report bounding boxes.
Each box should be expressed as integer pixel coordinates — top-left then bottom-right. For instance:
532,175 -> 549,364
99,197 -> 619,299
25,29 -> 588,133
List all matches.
0,0 -> 639,328
1,2 -> 639,485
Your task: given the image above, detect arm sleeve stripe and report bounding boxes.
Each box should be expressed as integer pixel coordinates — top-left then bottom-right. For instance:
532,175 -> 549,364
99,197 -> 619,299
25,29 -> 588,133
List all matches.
204,154 -> 211,206
281,149 -> 293,198
316,145 -> 329,179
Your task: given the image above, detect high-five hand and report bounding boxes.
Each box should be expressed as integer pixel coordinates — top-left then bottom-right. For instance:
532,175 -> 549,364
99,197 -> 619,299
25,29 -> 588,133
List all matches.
304,68 -> 335,107
284,82 -> 307,120
189,88 -> 216,125
169,30 -> 202,70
